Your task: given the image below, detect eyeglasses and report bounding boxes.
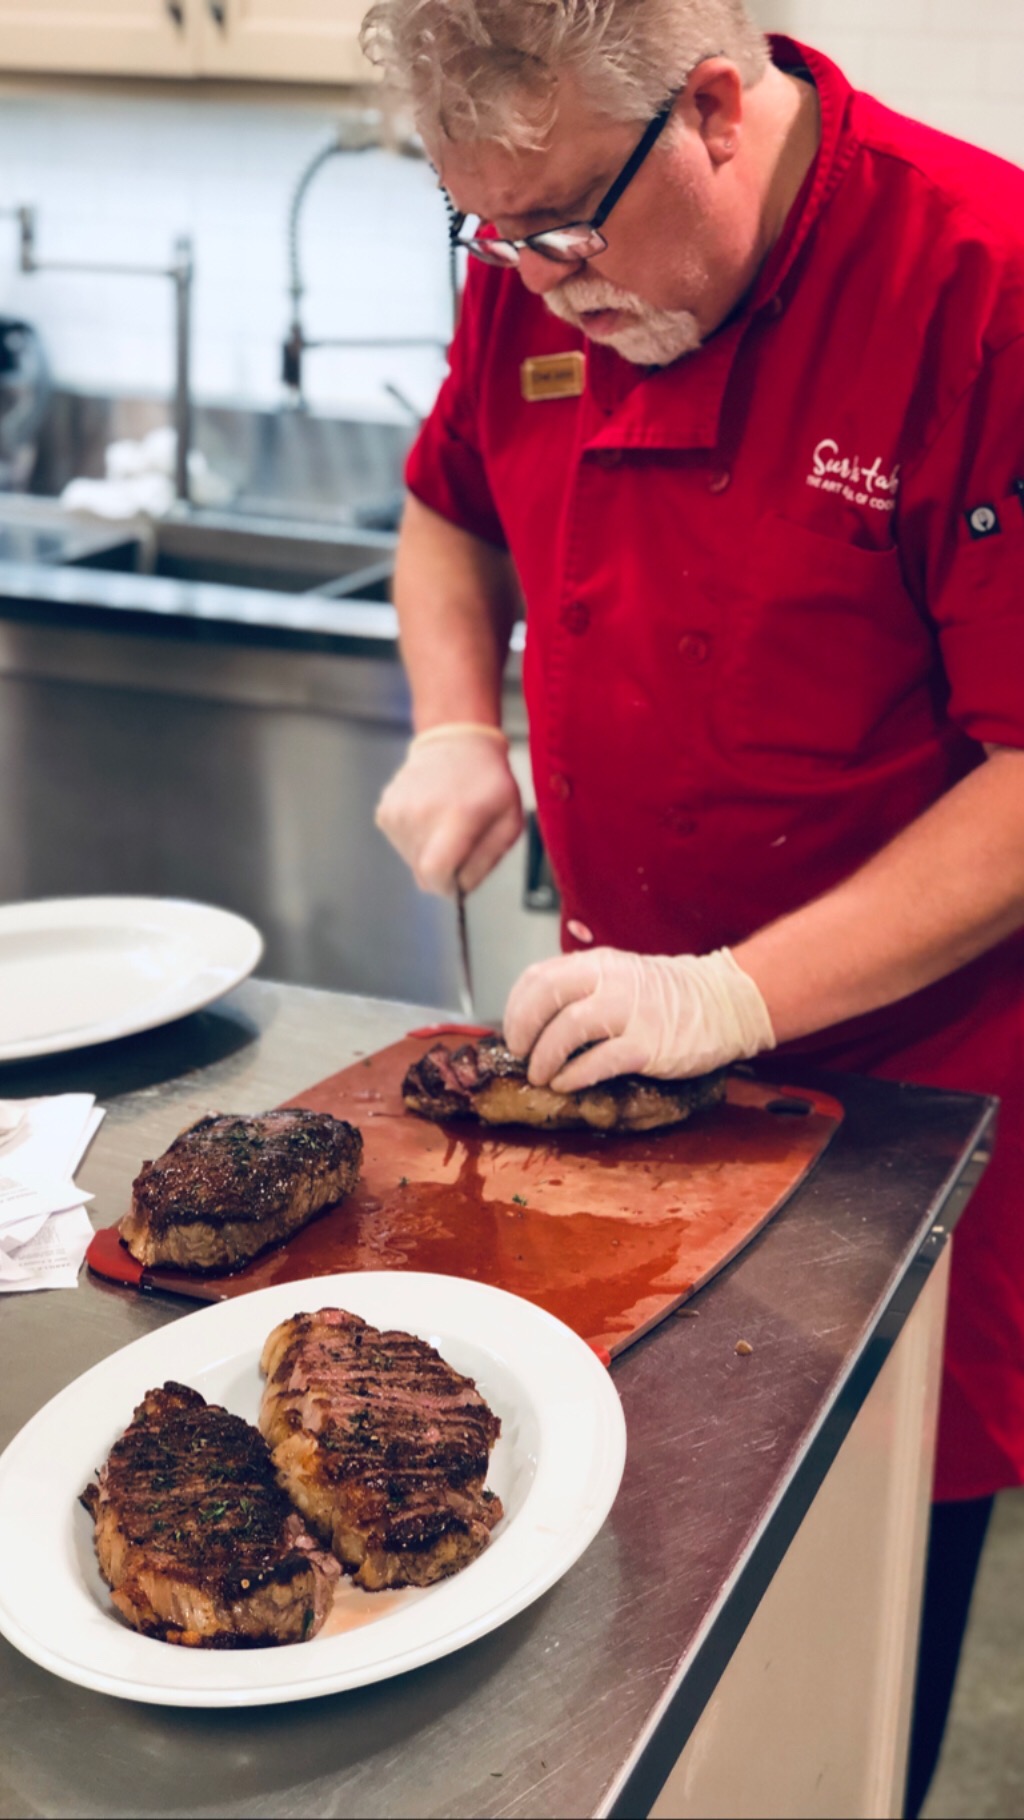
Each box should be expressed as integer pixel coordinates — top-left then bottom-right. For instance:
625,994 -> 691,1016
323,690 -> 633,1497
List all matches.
447,101 -> 675,269
446,55 -> 720,270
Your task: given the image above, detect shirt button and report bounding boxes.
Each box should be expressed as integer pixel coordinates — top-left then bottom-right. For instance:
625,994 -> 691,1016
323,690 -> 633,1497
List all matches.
768,293 -> 785,319
548,772 -> 573,802
593,448 -> 623,468
708,468 -> 731,494
561,601 -> 590,635
678,632 -> 711,664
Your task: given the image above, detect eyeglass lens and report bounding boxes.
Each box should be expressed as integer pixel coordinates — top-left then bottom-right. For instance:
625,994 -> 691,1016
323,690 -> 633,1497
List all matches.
463,224 -> 607,267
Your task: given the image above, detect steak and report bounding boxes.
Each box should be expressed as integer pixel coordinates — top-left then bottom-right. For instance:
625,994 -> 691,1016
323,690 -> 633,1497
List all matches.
81,1382 -> 340,1647
120,1108 -> 363,1272
259,1309 -> 503,1591
403,1034 -> 727,1133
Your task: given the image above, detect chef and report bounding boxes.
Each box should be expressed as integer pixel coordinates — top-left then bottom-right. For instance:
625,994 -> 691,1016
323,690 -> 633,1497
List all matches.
365,2 -> 1024,1807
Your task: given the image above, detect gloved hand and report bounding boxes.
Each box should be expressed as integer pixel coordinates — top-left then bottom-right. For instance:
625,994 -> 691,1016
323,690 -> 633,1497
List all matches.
374,723 -> 524,896
503,946 -> 776,1091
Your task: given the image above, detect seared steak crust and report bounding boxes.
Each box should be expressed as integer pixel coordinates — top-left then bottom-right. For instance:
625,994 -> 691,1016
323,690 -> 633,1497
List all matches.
120,1109 -> 363,1271
403,1035 -> 727,1133
81,1382 -> 339,1646
259,1310 -> 503,1591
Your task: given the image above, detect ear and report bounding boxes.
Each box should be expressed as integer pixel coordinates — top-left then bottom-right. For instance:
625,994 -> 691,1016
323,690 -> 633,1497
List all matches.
686,57 -> 744,167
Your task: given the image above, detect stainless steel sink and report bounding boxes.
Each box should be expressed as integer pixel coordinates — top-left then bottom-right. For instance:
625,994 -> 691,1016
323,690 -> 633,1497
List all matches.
0,495 -> 396,601
0,495 -> 138,570
112,510 -> 396,600
30,390 -> 413,532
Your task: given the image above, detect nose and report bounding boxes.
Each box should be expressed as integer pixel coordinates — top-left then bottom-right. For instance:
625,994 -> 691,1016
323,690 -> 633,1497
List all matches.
517,245 -> 585,295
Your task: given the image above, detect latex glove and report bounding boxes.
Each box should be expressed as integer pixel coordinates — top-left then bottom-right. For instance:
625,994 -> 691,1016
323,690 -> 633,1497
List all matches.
374,726 -> 523,896
503,946 -> 776,1091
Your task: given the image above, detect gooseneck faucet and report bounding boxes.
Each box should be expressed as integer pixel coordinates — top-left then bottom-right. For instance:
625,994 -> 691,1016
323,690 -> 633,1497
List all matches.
15,206 -> 194,504
283,128 -> 456,408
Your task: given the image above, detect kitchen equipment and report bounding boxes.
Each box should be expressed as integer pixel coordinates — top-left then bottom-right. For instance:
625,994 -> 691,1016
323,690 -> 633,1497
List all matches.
16,210 -> 194,503
0,596 -> 553,1020
0,1269 -> 625,1707
87,1031 -> 843,1357
0,898 -> 262,1061
0,317 -> 50,491
0,492 -> 140,567
455,884 -> 475,1020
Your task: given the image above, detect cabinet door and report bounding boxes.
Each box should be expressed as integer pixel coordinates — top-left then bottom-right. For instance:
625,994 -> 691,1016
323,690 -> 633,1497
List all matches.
0,0 -> 200,76
197,0 -> 375,84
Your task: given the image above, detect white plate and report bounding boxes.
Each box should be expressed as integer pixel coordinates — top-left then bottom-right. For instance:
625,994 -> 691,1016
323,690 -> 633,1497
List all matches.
0,1271 -> 626,1706
0,896 -> 263,1061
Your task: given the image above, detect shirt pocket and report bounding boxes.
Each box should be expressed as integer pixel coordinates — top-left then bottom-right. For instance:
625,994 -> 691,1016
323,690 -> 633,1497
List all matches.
718,512 -> 937,774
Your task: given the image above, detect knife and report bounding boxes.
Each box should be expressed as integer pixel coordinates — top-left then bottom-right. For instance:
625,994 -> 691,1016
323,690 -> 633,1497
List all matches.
455,883 -> 475,1022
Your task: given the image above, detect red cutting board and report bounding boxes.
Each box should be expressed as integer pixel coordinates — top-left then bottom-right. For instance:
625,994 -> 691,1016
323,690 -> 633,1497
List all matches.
87,1031 -> 843,1359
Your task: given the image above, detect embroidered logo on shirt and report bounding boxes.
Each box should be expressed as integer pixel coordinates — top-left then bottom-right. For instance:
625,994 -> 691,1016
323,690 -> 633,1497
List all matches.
805,438 -> 901,515
966,504 -> 1001,540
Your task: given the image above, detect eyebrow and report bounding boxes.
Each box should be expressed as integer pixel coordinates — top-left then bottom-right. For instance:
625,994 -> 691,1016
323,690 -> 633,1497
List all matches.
496,185 -> 600,228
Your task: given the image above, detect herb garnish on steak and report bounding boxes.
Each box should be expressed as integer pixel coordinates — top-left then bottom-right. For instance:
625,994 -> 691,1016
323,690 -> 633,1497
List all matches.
81,1382 -> 339,1647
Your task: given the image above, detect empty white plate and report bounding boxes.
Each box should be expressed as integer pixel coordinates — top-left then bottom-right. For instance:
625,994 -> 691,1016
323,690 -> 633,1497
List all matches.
0,896 -> 263,1061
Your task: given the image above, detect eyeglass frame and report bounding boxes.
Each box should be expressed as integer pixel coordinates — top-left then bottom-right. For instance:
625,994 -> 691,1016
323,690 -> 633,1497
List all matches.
445,55 -> 720,269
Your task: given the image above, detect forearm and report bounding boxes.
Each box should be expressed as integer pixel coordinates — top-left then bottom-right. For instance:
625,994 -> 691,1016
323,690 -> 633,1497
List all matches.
377,495 -> 526,895
394,494 -> 523,732
734,749 -> 1024,1043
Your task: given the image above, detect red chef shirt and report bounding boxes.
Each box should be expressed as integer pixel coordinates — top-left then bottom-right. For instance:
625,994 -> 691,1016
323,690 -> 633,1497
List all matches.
406,37 -> 1024,1501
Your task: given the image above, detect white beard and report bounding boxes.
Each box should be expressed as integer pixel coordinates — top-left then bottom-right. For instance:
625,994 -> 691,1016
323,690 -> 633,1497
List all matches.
543,274 -> 702,366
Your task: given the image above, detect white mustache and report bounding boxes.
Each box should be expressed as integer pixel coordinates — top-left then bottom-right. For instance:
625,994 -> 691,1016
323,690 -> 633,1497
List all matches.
543,274 -> 703,367
546,276 -> 643,319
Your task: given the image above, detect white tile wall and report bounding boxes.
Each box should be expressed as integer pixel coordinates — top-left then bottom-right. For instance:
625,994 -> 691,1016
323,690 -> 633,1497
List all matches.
753,0 -> 1024,165
0,90 -> 454,422
0,3 -> 1020,424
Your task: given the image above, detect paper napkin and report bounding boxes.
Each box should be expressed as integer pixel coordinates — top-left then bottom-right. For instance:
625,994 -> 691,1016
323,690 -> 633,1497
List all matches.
0,1095 -> 104,1292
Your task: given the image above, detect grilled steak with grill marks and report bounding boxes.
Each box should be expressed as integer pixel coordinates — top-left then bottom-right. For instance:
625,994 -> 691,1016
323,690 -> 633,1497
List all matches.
81,1382 -> 339,1647
403,1034 -> 727,1133
259,1310 -> 503,1591
120,1109 -> 363,1272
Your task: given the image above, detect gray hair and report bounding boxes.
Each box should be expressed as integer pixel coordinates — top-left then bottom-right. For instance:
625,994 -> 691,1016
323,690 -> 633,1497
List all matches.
359,0 -> 770,148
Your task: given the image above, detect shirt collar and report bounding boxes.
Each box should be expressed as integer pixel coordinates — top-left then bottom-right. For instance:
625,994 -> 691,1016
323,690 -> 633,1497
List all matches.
584,35 -> 860,453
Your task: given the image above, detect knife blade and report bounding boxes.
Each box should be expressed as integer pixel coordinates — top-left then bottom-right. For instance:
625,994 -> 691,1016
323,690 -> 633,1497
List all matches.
455,883 -> 475,1022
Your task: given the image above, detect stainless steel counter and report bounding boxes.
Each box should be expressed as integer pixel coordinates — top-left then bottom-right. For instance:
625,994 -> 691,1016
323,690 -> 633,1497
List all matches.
0,980 -> 995,1820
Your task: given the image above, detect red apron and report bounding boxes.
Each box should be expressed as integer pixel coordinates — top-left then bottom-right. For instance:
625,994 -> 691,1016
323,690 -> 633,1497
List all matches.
407,37 -> 1024,1499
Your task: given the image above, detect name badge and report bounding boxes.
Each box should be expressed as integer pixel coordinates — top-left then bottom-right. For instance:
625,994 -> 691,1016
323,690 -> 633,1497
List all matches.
521,352 -> 585,403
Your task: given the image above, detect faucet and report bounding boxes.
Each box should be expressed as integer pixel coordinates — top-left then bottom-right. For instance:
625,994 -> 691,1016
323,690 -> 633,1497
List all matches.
282,126 -> 456,409
15,206 -> 194,504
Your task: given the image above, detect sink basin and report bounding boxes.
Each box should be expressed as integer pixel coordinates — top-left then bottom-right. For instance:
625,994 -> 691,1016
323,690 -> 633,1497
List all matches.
0,497 -> 138,570
0,499 -> 396,602
131,513 -> 395,599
